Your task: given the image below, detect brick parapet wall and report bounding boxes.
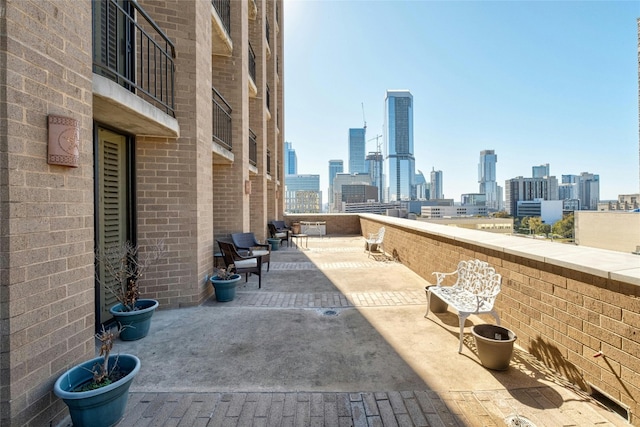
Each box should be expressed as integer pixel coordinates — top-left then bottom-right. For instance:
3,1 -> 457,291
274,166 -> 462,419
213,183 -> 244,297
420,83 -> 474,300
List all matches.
283,214 -> 361,236
360,214 -> 640,424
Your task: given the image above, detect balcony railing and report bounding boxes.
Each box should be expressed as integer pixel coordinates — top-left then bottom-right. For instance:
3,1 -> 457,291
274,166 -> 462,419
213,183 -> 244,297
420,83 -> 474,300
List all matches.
249,129 -> 257,167
266,84 -> 270,111
248,43 -> 256,83
212,86 -> 232,150
266,17 -> 270,46
267,149 -> 271,175
92,0 -> 176,117
211,0 -> 230,37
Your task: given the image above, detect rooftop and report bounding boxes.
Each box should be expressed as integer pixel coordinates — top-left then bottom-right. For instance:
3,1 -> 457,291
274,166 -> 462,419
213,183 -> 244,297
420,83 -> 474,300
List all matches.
110,235 -> 626,426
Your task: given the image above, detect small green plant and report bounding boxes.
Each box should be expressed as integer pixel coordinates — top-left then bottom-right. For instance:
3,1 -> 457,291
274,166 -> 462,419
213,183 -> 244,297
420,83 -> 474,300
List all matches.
214,264 -> 237,280
96,240 -> 166,312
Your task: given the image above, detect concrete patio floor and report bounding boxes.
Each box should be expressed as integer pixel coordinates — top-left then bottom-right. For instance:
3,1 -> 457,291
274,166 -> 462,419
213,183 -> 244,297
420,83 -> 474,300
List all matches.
110,235 -> 627,426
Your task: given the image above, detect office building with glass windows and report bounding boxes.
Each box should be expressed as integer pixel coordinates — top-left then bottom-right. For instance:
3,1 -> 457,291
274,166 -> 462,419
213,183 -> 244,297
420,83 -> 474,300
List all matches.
384,90 -> 415,201
349,128 -> 366,174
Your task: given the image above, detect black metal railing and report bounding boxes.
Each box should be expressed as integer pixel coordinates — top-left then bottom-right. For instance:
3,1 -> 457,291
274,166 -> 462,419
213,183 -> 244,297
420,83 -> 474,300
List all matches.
248,43 -> 256,83
266,84 -> 270,111
266,17 -> 270,46
212,86 -> 232,150
267,149 -> 271,175
249,129 -> 257,166
92,0 -> 176,117
211,0 -> 231,37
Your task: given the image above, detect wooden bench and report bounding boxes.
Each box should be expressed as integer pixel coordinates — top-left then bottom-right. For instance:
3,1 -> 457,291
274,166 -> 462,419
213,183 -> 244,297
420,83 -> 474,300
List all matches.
424,259 -> 502,353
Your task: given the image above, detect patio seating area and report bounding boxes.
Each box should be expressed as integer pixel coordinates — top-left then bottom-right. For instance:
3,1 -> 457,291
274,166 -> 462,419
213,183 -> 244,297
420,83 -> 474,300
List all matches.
112,235 -> 626,426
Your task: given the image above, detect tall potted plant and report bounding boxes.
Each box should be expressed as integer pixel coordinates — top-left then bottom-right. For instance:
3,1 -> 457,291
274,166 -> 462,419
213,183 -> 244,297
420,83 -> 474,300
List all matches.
98,240 -> 166,341
54,326 -> 141,427
209,264 -> 241,302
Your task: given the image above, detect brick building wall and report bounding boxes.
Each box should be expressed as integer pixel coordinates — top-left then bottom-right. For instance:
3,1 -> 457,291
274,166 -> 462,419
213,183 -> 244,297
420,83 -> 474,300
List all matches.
360,214 -> 640,424
0,1 -> 95,425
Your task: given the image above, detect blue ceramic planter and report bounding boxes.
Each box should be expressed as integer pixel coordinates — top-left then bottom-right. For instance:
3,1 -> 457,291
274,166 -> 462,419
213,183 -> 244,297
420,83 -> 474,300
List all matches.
54,354 -> 140,427
210,274 -> 241,302
110,299 -> 159,341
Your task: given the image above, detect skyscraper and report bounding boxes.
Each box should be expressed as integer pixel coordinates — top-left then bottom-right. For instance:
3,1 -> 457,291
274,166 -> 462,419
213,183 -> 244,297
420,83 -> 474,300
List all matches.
284,141 -> 297,175
328,159 -> 344,211
348,128 -> 366,174
532,163 -> 550,178
504,176 -> 559,215
478,149 -> 500,210
384,90 -> 415,201
578,172 -> 600,210
365,152 -> 383,202
430,168 -> 443,200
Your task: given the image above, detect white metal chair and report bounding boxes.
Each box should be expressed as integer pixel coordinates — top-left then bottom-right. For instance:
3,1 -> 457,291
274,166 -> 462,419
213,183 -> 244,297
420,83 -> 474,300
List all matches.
364,227 -> 385,258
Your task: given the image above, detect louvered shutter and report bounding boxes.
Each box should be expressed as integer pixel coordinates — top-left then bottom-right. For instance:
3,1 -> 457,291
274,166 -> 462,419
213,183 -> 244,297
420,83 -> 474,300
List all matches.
97,128 -> 128,324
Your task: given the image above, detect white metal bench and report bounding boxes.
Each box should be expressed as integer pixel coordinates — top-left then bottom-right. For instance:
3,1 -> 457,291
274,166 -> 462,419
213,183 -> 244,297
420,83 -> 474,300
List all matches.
424,259 -> 502,353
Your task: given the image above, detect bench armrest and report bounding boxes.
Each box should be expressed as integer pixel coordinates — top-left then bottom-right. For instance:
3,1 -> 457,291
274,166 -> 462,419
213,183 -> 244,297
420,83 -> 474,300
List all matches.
432,270 -> 458,287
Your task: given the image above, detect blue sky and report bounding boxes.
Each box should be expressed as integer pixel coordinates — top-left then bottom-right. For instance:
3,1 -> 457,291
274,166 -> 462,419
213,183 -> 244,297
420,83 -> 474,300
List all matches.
283,0 -> 640,203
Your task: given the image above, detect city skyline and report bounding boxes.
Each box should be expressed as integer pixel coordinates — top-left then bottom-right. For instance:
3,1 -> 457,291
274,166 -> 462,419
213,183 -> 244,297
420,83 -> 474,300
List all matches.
284,1 -> 639,202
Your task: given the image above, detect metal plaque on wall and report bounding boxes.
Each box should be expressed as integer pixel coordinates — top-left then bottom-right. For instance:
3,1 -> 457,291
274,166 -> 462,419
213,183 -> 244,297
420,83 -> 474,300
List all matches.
48,115 -> 80,167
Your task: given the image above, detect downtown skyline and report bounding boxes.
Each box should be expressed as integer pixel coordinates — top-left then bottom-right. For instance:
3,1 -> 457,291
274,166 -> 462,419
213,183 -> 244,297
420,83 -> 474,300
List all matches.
284,0 -> 639,202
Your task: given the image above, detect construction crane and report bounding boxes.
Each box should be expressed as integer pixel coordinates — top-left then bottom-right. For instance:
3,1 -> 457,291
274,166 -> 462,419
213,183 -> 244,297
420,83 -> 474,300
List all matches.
361,102 -> 367,131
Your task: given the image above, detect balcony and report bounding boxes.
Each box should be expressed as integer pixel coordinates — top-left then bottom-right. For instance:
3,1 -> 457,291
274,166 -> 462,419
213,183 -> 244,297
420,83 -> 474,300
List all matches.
92,0 -> 178,137
266,149 -> 271,176
112,217 -> 632,424
211,0 -> 232,56
212,86 -> 233,164
249,128 -> 257,167
248,42 -> 257,97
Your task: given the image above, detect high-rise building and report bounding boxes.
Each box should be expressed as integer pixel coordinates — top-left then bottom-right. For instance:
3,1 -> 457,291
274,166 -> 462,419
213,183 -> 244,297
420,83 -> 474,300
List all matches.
285,141 -> 297,175
384,90 -> 415,201
478,150 -> 501,210
578,172 -> 600,210
504,176 -> 559,216
366,152 -> 384,201
532,163 -> 550,178
561,173 -> 600,210
328,159 -> 344,210
349,128 -> 366,174
285,174 -> 322,213
415,170 -> 428,200
430,168 -> 444,200
331,173 -> 372,212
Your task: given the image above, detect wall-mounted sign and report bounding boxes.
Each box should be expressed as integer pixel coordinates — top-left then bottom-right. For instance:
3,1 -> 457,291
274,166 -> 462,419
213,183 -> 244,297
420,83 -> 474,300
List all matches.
48,115 -> 79,167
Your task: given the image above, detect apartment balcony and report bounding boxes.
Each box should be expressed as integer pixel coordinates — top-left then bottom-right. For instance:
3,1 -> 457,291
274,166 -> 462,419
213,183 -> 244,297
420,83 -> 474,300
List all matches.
248,42 -> 257,97
92,0 -> 178,137
112,214 -> 633,425
212,86 -> 233,164
211,0 -> 232,56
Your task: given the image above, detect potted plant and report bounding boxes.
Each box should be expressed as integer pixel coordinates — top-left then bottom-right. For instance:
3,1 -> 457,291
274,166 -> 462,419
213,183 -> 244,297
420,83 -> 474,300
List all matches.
97,240 -> 166,341
209,264 -> 241,302
54,326 -> 141,427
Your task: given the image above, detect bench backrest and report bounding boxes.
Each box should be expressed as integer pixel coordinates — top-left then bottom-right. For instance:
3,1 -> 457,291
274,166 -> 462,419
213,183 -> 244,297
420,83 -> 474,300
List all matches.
455,259 -> 502,297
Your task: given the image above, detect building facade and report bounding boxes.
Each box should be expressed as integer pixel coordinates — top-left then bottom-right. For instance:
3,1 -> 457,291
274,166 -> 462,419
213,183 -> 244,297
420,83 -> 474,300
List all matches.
285,141 -> 297,175
348,128 -> 366,174
0,0 -> 284,425
478,149 -> 501,210
285,174 -> 322,213
328,159 -> 344,210
384,90 -> 415,201
532,163 -> 550,178
504,176 -> 559,216
430,168 -> 444,200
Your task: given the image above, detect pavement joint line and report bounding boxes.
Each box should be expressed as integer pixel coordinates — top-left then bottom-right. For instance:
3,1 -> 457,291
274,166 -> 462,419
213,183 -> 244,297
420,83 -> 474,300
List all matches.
219,290 -> 426,308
